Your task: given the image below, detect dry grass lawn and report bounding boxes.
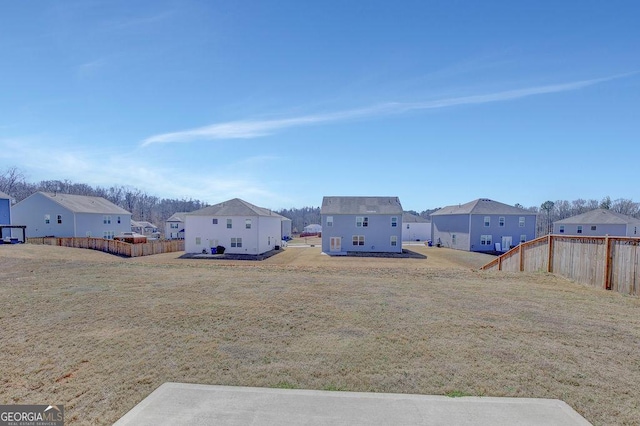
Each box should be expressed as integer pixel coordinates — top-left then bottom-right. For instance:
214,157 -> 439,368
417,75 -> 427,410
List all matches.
1,243 -> 639,425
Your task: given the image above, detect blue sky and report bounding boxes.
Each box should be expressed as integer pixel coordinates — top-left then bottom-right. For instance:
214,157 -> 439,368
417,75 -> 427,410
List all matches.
1,1 -> 638,212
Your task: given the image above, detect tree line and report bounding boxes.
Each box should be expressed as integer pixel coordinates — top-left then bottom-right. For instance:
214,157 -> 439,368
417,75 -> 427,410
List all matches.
1,166 -> 638,237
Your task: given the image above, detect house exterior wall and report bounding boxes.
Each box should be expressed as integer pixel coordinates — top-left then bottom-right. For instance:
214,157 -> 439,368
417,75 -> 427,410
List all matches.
12,193 -> 131,238
402,222 -> 431,241
281,220 -> 292,240
321,213 -> 403,253
552,223 -> 628,237
469,214 -> 536,252
431,215 -> 471,251
165,221 -> 184,240
75,213 -> 131,238
12,195 -> 76,237
185,215 -> 281,255
432,213 -> 536,252
0,197 -> 10,225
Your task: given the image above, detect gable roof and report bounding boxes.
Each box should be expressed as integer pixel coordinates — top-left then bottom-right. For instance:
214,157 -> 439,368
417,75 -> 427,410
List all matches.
403,212 -> 430,223
554,209 -> 640,225
0,191 -> 11,200
34,192 -> 131,215
166,212 -> 188,222
431,198 -> 534,216
320,196 -> 403,215
188,198 -> 278,217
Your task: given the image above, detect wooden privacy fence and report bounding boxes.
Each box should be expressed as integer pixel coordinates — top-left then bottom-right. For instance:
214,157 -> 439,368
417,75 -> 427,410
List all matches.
481,235 -> 640,296
27,237 -> 184,258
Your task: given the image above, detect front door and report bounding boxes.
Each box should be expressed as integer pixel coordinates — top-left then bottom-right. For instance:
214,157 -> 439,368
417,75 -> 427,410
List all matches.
501,236 -> 512,252
330,237 -> 341,252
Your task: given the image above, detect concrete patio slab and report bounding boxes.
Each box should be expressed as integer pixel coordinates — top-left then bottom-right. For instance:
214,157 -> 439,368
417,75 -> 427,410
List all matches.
114,383 -> 592,425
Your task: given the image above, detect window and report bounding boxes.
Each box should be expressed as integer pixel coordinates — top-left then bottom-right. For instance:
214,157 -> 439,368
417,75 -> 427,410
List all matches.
577,226 -> 583,234
231,237 -> 242,248
117,216 -> 121,224
171,223 -> 179,229
356,217 -> 369,227
452,234 -> 457,245
391,235 -> 397,246
520,235 -> 527,243
591,225 -> 597,231
245,219 -> 252,229
499,217 -> 505,227
195,237 -> 201,245
103,231 -> 114,239
227,219 -> 232,229
57,215 -> 62,224
519,217 -> 525,227
103,215 -> 111,224
391,217 -> 398,227
559,225 -> 565,233
352,235 -> 365,246
481,235 -> 492,246
326,216 -> 333,227
212,218 -> 218,225
406,224 -> 410,229
484,216 -> 490,227
44,214 -> 50,224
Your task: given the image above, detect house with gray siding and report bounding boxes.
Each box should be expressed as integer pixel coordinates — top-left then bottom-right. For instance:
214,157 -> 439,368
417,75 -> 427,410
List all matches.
553,209 -> 640,237
184,198 -> 282,255
0,191 -> 12,240
402,212 -> 431,242
0,191 -> 11,226
431,198 -> 537,252
11,192 -> 132,238
320,196 -> 403,254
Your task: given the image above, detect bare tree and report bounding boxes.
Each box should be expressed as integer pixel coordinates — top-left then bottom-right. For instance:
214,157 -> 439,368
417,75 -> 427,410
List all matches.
0,166 -> 26,196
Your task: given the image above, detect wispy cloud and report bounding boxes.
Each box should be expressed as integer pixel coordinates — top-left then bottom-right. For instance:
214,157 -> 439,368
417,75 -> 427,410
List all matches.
141,74 -> 629,147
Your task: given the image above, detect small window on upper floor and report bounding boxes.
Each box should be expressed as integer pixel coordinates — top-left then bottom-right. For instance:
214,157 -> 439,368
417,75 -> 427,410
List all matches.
245,219 -> 252,229
591,225 -> 597,231
519,217 -> 525,227
391,217 -> 398,227
326,216 -> 333,227
212,218 -> 218,225
577,226 -> 583,234
499,217 -> 505,227
227,219 -> 232,229
44,214 -> 50,224
484,216 -> 490,227
57,215 -> 62,224
559,225 -> 565,233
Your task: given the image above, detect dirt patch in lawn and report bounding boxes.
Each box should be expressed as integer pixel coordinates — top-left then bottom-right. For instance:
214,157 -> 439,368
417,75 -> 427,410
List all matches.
1,244 -> 639,425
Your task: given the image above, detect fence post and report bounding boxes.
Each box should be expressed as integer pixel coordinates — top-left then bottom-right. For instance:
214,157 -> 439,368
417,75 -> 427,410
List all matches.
604,235 -> 612,290
547,235 -> 554,273
519,243 -> 525,272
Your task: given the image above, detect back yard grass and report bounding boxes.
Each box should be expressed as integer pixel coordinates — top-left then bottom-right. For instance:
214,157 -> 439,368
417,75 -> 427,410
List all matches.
1,243 -> 639,425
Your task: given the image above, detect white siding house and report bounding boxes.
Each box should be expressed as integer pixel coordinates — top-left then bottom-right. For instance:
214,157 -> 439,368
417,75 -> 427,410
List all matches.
165,212 -> 187,240
321,196 -> 403,254
184,198 -> 283,255
402,212 -> 431,242
553,209 -> 640,237
11,192 -> 132,238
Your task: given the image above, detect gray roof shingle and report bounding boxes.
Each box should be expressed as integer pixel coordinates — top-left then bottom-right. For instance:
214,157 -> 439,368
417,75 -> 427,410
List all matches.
554,209 -> 640,225
188,198 -> 278,217
321,196 -> 403,215
431,198 -> 534,216
40,192 -> 131,215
